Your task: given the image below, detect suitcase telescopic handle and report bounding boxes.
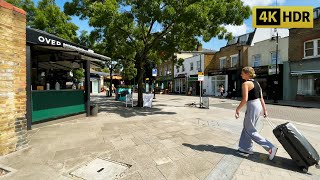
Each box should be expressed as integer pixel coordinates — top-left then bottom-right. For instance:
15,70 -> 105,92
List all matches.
265,117 -> 276,129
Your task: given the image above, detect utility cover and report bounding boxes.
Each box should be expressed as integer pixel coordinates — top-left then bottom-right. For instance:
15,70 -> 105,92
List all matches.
70,158 -> 130,180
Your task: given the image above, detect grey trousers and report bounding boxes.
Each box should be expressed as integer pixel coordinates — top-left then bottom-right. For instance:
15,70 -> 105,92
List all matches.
238,99 -> 274,152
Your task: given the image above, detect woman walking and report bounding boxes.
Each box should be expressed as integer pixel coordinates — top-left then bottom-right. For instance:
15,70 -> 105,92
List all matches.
235,67 -> 278,160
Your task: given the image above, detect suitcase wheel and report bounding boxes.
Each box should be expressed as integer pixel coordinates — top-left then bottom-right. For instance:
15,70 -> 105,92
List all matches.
302,167 -> 308,173
316,164 -> 320,169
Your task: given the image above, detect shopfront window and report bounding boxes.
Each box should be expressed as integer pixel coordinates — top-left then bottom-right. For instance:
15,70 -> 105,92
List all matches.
211,75 -> 227,96
297,75 -> 320,96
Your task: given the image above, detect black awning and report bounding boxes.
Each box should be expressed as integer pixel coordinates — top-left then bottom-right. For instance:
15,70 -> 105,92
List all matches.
26,27 -> 110,62
175,74 -> 186,78
27,27 -> 87,49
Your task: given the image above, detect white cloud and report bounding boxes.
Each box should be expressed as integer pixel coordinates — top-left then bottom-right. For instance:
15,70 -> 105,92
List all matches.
223,24 -> 249,36
241,0 -> 286,7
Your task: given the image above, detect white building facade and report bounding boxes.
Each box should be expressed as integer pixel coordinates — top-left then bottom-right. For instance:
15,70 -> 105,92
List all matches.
174,54 -> 204,95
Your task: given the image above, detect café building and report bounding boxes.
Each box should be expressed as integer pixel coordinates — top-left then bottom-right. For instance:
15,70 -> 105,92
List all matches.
26,27 -> 110,129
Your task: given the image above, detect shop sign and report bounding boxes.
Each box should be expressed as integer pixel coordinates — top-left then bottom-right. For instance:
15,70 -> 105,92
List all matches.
268,65 -> 280,75
152,68 -> 157,77
198,72 -> 204,81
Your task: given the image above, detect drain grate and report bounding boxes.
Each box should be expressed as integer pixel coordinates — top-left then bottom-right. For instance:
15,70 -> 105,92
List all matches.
69,158 -> 131,180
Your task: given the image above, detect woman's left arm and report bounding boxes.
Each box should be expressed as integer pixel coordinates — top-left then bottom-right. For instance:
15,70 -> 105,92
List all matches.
235,83 -> 248,118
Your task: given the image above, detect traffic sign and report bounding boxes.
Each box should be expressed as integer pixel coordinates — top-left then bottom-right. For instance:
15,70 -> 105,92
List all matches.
152,68 -> 157,77
198,72 -> 204,81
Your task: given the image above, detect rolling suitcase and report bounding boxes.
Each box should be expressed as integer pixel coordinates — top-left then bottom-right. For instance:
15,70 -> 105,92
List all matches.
266,118 -> 320,173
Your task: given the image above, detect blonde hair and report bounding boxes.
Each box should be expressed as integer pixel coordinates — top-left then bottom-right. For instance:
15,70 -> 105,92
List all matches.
242,66 -> 256,78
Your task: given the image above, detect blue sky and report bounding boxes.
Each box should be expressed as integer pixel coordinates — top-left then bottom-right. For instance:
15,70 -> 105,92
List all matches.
35,0 -> 319,51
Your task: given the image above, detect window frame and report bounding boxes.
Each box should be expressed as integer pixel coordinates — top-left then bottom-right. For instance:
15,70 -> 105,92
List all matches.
304,38 -> 320,58
271,51 -> 280,65
190,62 -> 194,71
230,54 -> 238,68
219,57 -> 226,69
252,54 -> 261,67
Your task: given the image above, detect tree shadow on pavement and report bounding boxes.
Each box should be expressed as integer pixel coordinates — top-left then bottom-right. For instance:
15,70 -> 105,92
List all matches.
182,143 -> 308,174
90,95 -> 176,118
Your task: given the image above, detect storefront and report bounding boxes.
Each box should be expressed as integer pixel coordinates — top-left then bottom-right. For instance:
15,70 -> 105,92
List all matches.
26,28 -> 110,128
174,74 -> 187,94
188,74 -> 200,95
207,70 -> 228,96
289,59 -> 320,102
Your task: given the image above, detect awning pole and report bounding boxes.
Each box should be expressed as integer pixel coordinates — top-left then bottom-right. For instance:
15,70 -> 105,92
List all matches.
84,60 -> 91,116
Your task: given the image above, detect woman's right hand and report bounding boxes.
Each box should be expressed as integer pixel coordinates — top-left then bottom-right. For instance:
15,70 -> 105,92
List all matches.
263,111 -> 268,118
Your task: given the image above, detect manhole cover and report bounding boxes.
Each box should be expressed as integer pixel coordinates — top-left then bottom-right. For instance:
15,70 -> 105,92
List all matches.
69,158 -> 131,180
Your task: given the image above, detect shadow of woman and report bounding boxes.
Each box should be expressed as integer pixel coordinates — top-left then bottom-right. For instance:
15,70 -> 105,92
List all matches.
182,143 -> 311,174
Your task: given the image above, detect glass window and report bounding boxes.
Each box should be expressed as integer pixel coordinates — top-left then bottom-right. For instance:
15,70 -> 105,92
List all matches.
197,61 -> 201,71
190,62 -> 194,71
182,64 -> 185,72
305,41 -> 314,57
176,66 -> 179,73
297,75 -> 317,96
271,52 -> 280,65
220,58 -> 226,69
231,56 -> 238,68
253,54 -> 261,67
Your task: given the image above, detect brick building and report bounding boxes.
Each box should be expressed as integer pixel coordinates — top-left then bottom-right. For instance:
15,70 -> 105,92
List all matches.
284,7 -> 320,102
0,0 -> 28,155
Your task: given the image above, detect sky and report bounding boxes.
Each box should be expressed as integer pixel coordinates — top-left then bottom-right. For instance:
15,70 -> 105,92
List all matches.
35,0 -> 320,51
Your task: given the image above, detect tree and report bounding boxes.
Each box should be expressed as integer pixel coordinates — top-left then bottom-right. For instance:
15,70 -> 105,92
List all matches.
8,0 -> 79,42
65,0 -> 250,107
72,68 -> 85,83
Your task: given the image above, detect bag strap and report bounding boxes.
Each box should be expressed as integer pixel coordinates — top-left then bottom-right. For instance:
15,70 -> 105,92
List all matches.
265,117 -> 276,129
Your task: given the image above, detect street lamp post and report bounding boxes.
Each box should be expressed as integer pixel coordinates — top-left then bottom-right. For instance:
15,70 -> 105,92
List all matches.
274,32 -> 279,103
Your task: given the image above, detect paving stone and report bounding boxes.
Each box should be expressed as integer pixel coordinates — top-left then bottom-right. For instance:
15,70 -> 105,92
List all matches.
53,148 -> 82,162
131,138 -> 145,145
135,144 -> 155,155
157,162 -> 191,180
121,172 -> 142,180
195,168 -> 212,180
166,148 -> 186,161
159,139 -> 179,148
132,155 -> 157,171
139,166 -> 166,180
112,139 -> 136,149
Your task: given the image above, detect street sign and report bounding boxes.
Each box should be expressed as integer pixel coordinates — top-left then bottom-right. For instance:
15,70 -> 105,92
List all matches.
152,68 -> 157,77
198,72 -> 204,81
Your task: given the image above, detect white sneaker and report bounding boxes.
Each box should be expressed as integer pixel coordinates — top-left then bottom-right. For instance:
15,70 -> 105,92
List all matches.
238,148 -> 254,155
269,146 -> 278,160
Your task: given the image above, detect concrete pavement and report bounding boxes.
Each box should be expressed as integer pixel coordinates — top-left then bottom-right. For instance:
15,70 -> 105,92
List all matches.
0,94 -> 319,180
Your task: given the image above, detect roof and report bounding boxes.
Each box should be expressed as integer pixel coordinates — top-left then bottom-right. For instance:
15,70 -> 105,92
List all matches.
226,30 -> 255,47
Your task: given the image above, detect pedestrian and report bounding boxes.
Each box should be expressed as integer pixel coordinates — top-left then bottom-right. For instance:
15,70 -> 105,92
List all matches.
219,85 -> 224,97
235,66 -> 278,160
189,86 -> 193,96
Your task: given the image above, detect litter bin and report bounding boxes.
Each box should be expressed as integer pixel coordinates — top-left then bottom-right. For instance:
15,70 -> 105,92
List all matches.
90,104 -> 99,116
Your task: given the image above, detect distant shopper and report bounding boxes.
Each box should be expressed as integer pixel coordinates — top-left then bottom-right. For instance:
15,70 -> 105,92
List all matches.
235,67 -> 278,160
219,85 -> 224,97
189,86 -> 193,96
